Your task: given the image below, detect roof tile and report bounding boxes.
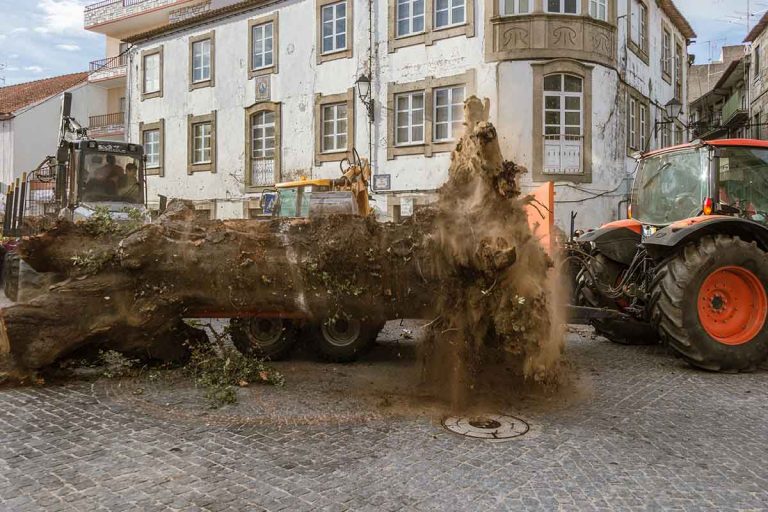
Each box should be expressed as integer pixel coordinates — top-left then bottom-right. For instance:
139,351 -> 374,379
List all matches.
0,72 -> 89,117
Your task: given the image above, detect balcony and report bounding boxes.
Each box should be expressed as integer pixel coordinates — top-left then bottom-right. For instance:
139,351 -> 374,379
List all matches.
89,112 -> 125,139
89,55 -> 127,86
84,0 -> 201,37
722,90 -> 749,128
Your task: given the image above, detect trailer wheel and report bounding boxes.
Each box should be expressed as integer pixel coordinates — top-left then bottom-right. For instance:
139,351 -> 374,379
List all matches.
650,235 -> 768,372
310,314 -> 380,363
230,318 -> 298,361
575,253 -> 657,345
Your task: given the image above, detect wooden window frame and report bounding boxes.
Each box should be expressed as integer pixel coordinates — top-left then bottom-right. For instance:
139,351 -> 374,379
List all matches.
140,119 -> 165,177
388,0 -> 475,53
187,111 -> 217,174
395,90 -> 427,146
545,0 -> 581,15
661,26 -> 672,84
626,0 -> 649,64
532,59 -> 593,183
387,69 -> 476,159
141,47 -> 163,101
248,13 -> 279,78
317,0 -> 353,64
314,88 -> 355,165
189,31 -> 215,91
626,88 -> 649,154
245,102 -> 282,191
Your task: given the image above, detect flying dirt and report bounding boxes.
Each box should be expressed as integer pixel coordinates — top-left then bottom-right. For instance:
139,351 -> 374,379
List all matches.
0,97 -> 564,403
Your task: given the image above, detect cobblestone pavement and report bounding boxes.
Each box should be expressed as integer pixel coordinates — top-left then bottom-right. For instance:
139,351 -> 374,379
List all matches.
0,323 -> 767,511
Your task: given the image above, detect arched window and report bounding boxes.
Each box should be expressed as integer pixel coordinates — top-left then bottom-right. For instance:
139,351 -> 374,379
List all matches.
543,73 -> 583,175
245,103 -> 281,188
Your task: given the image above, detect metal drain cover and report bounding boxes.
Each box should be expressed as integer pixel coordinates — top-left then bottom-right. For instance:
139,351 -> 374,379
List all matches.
442,414 -> 529,441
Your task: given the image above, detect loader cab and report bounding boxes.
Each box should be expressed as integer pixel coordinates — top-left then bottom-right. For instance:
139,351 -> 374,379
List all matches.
74,141 -> 145,206
272,176 -> 369,218
630,140 -> 768,228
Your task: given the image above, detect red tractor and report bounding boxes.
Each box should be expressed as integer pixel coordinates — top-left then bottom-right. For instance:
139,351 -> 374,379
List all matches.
571,139 -> 768,372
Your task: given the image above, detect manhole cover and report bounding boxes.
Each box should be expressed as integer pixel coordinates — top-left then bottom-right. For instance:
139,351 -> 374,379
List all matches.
442,414 -> 529,441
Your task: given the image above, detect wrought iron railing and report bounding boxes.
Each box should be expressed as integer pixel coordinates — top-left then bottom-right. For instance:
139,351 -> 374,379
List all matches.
89,54 -> 128,72
89,112 -> 125,130
251,158 -> 275,187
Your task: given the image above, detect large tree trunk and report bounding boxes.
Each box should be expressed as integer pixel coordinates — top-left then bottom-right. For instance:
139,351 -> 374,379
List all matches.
0,97 -> 563,394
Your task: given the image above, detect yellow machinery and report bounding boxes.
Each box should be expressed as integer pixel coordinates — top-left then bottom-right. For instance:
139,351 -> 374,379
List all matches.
271,153 -> 371,218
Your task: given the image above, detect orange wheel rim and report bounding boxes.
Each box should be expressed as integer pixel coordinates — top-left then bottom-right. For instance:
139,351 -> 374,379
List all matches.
697,266 -> 768,346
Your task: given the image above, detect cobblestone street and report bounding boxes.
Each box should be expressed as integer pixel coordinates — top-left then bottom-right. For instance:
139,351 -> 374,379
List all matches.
0,324 -> 767,511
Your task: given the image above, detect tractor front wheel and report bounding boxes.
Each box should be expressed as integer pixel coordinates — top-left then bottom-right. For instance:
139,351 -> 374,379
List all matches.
309,315 -> 382,363
650,235 -> 768,372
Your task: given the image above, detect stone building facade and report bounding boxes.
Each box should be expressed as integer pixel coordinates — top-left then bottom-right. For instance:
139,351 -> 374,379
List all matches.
85,0 -> 695,229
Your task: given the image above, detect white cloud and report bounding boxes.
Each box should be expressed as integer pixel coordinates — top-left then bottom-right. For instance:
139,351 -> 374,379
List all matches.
23,66 -> 44,73
10,28 -> 29,34
36,0 -> 94,36
0,35 -> 6,42
56,44 -> 81,52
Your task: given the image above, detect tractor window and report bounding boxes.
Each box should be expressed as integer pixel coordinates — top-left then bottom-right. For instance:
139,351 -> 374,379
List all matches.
277,188 -> 298,217
81,152 -> 143,204
718,147 -> 768,224
632,149 -> 708,225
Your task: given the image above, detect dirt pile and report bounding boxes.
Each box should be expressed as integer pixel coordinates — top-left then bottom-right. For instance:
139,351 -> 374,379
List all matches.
421,96 -> 564,407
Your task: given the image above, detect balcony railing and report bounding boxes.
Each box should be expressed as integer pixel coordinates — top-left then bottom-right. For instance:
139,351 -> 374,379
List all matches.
89,112 -> 125,134
722,91 -> 748,126
89,54 -> 128,73
85,0 -> 153,14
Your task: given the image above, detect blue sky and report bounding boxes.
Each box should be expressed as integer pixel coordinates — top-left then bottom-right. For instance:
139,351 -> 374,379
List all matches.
0,0 -> 761,86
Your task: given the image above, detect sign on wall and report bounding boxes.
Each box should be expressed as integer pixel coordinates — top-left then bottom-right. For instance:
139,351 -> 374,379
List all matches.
401,197 -> 414,217
255,76 -> 271,102
373,173 -> 391,191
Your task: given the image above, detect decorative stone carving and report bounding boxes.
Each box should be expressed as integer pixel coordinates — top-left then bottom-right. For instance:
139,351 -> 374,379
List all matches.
501,27 -> 530,49
486,14 -> 617,69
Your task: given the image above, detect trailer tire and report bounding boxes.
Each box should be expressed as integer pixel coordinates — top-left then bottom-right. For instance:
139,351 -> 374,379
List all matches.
309,314 -> 380,363
650,235 -> 768,372
575,253 -> 657,345
230,318 -> 298,361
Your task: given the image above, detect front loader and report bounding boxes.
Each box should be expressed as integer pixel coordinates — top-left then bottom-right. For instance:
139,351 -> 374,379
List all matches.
570,139 -> 768,372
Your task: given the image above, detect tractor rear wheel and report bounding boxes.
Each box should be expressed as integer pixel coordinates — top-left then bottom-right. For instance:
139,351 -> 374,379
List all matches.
230,318 -> 298,360
575,253 -> 657,345
650,235 -> 768,372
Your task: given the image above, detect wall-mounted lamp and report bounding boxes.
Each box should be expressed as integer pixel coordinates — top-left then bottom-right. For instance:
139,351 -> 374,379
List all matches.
355,73 -> 374,123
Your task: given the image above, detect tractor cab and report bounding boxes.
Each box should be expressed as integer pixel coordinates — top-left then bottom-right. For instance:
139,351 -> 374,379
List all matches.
630,140 -> 768,229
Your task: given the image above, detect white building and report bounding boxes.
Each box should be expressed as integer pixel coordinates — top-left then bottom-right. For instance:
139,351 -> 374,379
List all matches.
85,0 -> 695,229
0,72 -> 111,191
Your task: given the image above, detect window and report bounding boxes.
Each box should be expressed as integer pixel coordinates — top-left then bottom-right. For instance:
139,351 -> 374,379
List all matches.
543,73 -> 583,175
753,113 -> 761,139
315,89 -> 355,164
674,124 -> 684,145
188,112 -> 216,173
675,42 -> 684,99
252,22 -> 274,70
661,123 -> 671,148
397,0 -> 425,36
500,0 -> 531,14
249,14 -> 279,77
142,50 -> 162,99
388,70 -> 475,159
546,0 -> 579,14
755,45 -> 761,80
144,130 -> 160,169
251,111 -> 276,186
321,1 -> 347,54
322,103 -> 348,153
589,0 -> 607,20
396,91 -> 425,145
140,120 -> 164,176
629,0 -> 648,57
662,29 -> 672,79
193,123 -> 212,164
628,97 -> 637,149
433,86 -> 465,141
640,104 -> 647,150
192,39 -> 211,83
435,0 -> 465,28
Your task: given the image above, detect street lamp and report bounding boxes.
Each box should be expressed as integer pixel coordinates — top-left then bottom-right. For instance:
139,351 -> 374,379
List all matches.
355,73 -> 374,122
651,98 -> 686,150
